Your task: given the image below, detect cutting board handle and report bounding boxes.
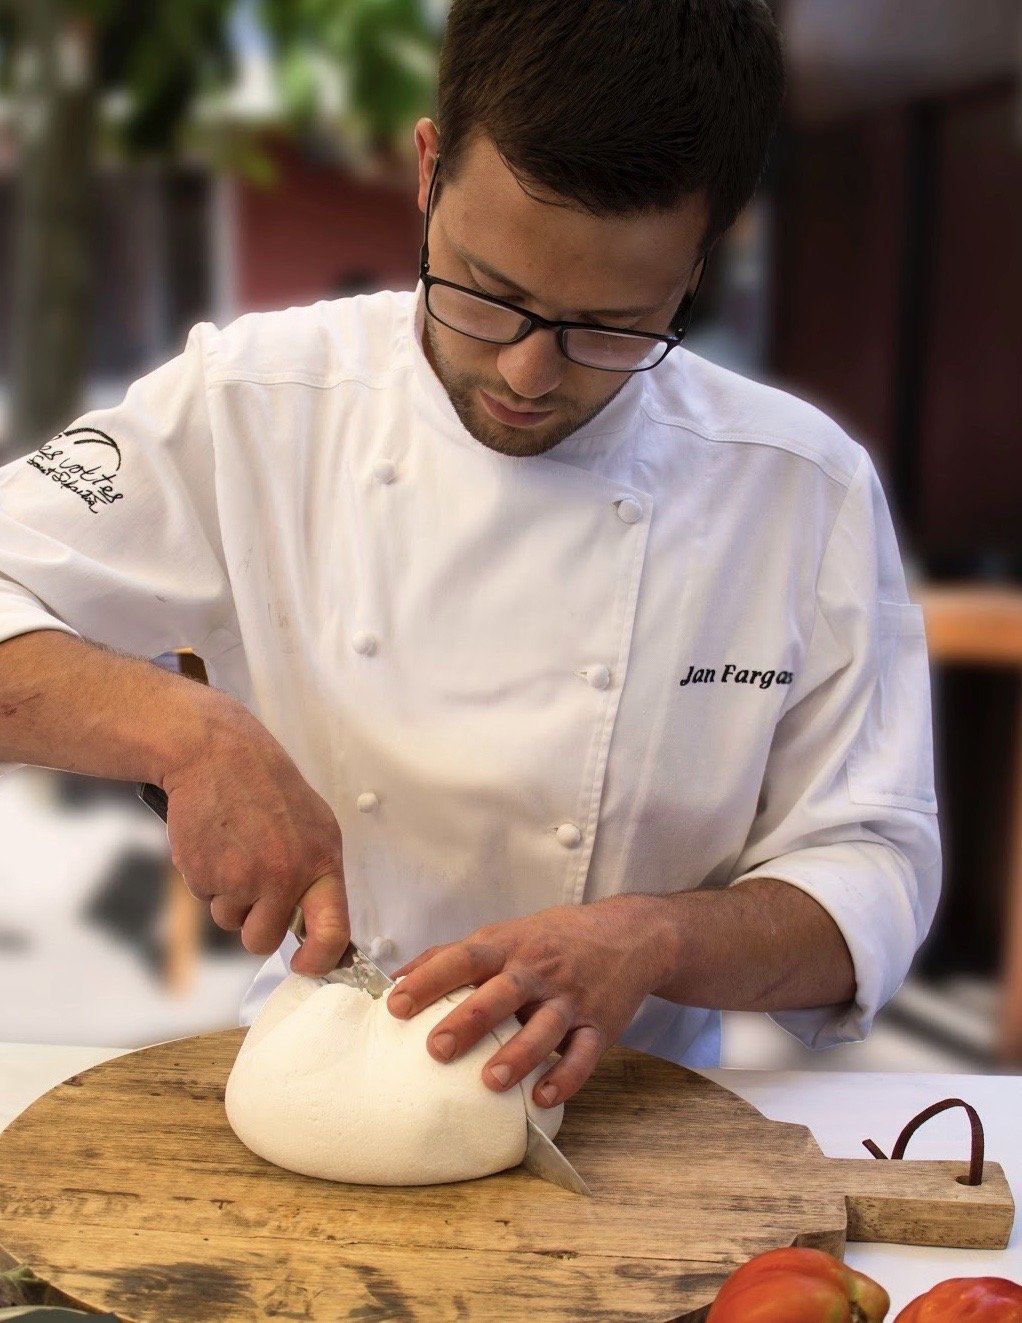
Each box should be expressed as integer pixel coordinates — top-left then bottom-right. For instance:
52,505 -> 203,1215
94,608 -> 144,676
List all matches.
829,1156 -> 1014,1248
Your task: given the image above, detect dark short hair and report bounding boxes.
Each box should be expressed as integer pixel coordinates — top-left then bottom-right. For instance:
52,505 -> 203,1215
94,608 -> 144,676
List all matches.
436,0 -> 784,251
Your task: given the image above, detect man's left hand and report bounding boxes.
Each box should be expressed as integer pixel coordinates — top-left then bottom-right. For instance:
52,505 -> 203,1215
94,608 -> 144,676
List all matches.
385,896 -> 675,1109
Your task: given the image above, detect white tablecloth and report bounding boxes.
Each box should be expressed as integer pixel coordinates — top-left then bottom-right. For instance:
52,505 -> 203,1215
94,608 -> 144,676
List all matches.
0,1044 -> 1018,1316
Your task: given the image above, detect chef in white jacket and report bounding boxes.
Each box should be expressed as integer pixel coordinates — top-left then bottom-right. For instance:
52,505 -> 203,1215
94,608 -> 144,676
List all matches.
0,0 -> 939,1106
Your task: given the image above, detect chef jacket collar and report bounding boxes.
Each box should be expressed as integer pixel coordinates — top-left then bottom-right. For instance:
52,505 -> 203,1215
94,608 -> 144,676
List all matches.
407,283 -> 646,469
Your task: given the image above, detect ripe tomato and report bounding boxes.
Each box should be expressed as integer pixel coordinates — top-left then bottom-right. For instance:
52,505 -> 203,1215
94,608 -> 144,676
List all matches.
894,1277 -> 1022,1321
707,1246 -> 890,1322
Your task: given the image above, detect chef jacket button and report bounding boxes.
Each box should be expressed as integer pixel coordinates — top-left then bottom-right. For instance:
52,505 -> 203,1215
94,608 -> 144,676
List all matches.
584,664 -> 611,691
352,631 -> 378,656
372,459 -> 397,485
615,497 -> 643,524
369,936 -> 394,961
356,791 -> 379,814
556,822 -> 583,849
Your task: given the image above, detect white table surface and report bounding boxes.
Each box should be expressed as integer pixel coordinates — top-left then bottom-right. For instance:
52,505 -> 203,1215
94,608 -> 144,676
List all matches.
0,1044 -> 1018,1316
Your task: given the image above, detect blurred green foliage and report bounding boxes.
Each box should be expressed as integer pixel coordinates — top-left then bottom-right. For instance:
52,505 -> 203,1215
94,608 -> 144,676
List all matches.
262,0 -> 440,152
0,0 -> 441,160
92,1 -> 237,152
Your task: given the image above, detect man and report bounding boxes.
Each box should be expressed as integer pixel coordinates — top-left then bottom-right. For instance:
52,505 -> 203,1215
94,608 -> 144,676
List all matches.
0,0 -> 939,1109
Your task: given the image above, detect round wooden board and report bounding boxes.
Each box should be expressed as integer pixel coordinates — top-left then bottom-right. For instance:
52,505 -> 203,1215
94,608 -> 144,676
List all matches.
0,1030 -> 847,1322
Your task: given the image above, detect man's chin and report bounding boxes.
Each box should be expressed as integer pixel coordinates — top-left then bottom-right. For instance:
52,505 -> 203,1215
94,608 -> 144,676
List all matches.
450,391 -> 583,457
464,408 -> 570,457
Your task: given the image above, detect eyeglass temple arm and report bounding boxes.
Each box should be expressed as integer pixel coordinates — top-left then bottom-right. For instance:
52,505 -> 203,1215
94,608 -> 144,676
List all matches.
671,250 -> 711,337
420,153 -> 443,273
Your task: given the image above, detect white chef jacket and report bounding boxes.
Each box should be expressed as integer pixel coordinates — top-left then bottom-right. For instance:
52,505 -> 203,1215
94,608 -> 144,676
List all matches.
0,287 -> 940,1067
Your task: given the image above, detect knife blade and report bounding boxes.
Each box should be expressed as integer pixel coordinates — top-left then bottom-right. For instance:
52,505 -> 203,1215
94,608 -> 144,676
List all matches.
523,1118 -> 592,1196
137,782 -> 394,998
287,904 -> 394,999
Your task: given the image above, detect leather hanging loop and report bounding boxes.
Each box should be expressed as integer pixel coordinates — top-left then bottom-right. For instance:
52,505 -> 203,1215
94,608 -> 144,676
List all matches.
862,1096 -> 985,1186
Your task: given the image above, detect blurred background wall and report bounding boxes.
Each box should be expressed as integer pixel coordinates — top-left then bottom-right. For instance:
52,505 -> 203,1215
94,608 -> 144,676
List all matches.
0,0 -> 1020,1069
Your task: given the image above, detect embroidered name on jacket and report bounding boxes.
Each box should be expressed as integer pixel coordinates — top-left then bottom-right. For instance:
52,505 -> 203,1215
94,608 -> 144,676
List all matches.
26,427 -> 125,514
679,664 -> 794,689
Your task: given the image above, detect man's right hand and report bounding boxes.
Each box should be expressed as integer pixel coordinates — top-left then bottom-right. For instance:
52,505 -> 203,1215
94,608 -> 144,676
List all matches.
0,630 -> 349,974
161,697 -> 350,975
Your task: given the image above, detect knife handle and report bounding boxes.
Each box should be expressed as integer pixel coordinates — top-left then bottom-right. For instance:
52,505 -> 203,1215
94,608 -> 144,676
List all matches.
288,905 -> 307,941
138,782 -> 169,822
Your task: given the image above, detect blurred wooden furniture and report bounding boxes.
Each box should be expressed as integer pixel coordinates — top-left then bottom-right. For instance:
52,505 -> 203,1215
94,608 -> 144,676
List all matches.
163,855 -> 202,998
914,584 -> 1022,1065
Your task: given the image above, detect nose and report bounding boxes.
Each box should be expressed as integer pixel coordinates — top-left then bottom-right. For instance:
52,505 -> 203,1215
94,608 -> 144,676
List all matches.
495,328 -> 564,402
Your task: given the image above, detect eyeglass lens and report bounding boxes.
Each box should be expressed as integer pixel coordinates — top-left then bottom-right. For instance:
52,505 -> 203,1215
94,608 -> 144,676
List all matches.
426,283 -> 667,371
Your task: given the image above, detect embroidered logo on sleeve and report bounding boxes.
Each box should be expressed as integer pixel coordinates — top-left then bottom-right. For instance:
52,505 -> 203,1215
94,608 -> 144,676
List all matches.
26,427 -> 125,513
679,663 -> 793,689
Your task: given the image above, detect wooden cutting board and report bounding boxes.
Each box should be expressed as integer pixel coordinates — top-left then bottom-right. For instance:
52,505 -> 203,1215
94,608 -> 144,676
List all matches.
0,1030 -> 1013,1322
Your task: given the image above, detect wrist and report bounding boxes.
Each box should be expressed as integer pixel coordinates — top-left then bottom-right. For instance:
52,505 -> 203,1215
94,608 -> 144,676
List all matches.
157,677 -> 251,790
607,892 -> 687,998
641,879 -> 857,1011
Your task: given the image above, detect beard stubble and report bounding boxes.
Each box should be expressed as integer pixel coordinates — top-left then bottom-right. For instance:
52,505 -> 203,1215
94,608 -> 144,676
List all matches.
423,319 -> 630,458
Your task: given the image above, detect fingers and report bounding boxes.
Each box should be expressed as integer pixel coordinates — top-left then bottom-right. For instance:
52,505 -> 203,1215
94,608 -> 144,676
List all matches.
421,972 -> 538,1065
387,941 -> 505,1019
240,893 -> 297,956
390,944 -> 449,980
288,873 -> 351,975
208,882 -> 346,964
209,894 -> 250,932
475,998 -> 573,1093
527,1023 -> 606,1107
425,991 -> 606,1107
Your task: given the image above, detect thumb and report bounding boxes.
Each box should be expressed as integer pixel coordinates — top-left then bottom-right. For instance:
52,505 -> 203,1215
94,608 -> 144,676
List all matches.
289,873 -> 351,976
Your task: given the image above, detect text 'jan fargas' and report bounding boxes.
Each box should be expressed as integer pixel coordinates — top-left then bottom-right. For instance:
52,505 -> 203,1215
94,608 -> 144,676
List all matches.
679,664 -> 794,690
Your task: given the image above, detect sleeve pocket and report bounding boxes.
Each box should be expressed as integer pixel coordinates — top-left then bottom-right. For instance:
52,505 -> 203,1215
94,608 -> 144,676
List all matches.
847,601 -> 938,813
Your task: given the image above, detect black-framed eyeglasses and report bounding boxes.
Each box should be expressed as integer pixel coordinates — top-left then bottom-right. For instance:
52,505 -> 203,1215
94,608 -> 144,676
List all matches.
418,156 -> 708,373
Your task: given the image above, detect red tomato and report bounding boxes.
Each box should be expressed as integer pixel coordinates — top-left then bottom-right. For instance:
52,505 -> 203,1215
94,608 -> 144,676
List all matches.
707,1246 -> 890,1322
894,1277 -> 1022,1321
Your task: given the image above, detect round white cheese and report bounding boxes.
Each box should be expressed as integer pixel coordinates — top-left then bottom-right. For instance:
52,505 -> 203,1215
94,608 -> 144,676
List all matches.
225,974 -> 564,1185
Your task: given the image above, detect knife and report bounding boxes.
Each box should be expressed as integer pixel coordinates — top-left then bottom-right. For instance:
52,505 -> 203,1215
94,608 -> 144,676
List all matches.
138,780 -> 591,1194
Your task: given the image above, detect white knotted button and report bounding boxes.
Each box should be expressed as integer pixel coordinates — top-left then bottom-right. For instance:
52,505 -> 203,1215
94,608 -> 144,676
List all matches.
584,664 -> 611,691
615,497 -> 643,525
556,823 -> 583,849
356,791 -> 380,814
369,936 -> 394,962
372,459 -> 397,485
352,631 -> 378,656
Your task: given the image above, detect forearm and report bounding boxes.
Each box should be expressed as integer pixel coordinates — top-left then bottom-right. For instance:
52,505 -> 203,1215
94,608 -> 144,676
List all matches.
632,877 -> 856,1012
0,628 -> 240,785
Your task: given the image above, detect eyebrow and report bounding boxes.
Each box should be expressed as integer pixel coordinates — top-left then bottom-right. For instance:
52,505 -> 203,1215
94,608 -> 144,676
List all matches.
454,244 -> 664,319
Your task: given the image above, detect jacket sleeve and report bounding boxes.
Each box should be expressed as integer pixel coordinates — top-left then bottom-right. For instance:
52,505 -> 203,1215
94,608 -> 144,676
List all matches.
0,323 -> 241,767
729,447 -> 941,1048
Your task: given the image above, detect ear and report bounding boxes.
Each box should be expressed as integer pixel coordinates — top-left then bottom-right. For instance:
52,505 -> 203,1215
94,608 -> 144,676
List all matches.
414,118 -> 440,214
